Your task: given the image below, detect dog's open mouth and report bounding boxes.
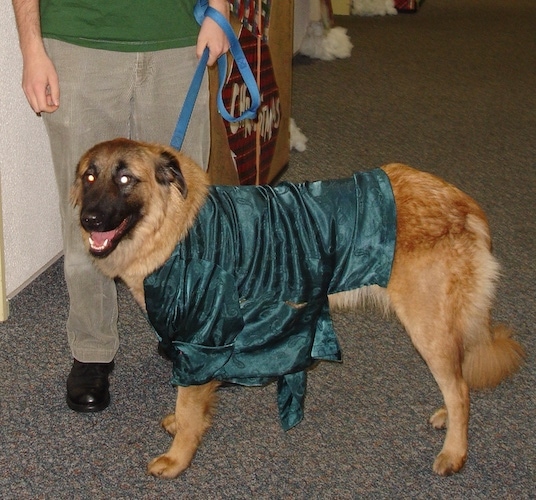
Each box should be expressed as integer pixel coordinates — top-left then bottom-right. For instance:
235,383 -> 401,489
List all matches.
88,217 -> 131,257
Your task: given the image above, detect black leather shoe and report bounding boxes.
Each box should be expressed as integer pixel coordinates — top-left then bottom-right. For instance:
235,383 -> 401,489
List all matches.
66,359 -> 114,412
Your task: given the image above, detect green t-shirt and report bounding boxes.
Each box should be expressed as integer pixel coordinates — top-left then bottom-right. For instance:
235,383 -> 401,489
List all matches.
40,0 -> 200,52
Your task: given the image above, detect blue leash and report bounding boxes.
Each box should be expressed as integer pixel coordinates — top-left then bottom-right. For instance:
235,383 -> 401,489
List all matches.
170,0 -> 261,151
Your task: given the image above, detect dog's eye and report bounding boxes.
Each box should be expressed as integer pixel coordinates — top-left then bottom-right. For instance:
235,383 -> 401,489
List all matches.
119,175 -> 130,185
86,173 -> 96,183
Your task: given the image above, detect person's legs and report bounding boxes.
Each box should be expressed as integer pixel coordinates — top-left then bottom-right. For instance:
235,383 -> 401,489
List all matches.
43,40 -> 211,412
43,40 -> 138,411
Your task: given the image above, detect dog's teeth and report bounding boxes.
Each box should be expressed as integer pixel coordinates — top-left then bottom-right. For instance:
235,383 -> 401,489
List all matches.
88,236 -> 109,251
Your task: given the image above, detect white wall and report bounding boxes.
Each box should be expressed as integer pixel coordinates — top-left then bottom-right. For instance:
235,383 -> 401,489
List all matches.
0,0 -> 63,303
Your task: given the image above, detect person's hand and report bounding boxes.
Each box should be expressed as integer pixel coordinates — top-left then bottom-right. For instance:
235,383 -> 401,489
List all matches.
196,0 -> 231,66
21,48 -> 59,115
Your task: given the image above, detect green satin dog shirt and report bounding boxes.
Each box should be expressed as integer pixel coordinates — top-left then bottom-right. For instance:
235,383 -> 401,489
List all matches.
144,169 -> 396,430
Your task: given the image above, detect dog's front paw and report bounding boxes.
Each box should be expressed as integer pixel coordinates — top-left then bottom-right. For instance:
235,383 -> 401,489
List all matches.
429,407 -> 448,429
147,454 -> 189,479
161,413 -> 177,435
433,450 -> 467,476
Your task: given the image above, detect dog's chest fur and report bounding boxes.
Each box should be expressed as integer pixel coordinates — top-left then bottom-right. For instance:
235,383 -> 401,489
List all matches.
144,169 -> 396,429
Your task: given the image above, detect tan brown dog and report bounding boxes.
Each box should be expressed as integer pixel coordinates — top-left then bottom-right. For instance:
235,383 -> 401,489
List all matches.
72,138 -> 524,479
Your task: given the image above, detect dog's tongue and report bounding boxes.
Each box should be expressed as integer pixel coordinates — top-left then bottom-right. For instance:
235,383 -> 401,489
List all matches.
88,218 -> 129,253
90,229 -> 117,247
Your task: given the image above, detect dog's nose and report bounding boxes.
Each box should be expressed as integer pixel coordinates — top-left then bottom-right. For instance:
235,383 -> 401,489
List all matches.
81,212 -> 104,231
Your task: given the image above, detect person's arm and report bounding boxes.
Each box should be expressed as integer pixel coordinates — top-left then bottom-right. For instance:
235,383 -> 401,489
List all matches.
12,0 -> 59,113
196,0 -> 231,66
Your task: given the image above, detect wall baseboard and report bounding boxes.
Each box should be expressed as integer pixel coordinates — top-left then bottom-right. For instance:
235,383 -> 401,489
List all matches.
4,252 -> 63,311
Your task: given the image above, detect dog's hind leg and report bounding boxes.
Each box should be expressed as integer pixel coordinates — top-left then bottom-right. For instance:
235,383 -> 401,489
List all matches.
387,252 -> 470,476
420,352 -> 469,476
147,380 -> 220,478
383,163 -> 524,475
411,332 -> 469,476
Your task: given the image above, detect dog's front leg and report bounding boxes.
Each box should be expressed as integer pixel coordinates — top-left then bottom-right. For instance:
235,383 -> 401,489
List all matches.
147,380 -> 220,478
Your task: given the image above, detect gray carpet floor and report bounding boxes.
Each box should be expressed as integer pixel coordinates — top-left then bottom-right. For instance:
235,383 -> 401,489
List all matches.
1,0 -> 535,497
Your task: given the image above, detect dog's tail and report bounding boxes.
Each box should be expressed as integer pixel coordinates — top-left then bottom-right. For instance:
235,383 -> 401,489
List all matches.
462,323 -> 525,390
460,214 -> 525,390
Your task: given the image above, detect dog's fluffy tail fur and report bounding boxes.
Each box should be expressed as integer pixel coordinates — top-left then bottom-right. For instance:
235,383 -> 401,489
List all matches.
454,212 -> 525,390
462,324 -> 525,390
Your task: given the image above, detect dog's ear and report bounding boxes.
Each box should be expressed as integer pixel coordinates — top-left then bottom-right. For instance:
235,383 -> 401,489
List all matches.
155,150 -> 188,198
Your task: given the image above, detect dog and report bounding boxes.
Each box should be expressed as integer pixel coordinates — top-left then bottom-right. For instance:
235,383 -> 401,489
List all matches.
72,137 -> 524,479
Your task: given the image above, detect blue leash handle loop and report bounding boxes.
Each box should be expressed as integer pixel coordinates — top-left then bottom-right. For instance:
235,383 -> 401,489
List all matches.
170,0 -> 261,151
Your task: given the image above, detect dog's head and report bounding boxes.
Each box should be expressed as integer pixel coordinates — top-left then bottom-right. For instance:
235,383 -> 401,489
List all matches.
71,138 -> 190,259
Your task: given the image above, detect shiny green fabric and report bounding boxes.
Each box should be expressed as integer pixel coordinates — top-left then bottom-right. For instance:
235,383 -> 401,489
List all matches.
144,169 -> 396,430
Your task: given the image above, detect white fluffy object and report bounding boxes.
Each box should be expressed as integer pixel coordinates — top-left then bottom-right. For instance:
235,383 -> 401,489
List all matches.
298,22 -> 353,61
289,118 -> 308,152
352,0 -> 397,16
